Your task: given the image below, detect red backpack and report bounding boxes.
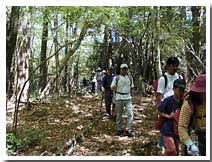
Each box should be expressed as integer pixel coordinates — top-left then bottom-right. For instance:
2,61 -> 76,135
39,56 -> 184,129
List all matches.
155,94 -> 185,131
154,115 -> 164,130
153,80 -> 159,93
155,106 -> 181,132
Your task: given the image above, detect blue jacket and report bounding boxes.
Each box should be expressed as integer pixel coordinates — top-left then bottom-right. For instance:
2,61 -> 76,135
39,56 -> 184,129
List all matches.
159,95 -> 180,137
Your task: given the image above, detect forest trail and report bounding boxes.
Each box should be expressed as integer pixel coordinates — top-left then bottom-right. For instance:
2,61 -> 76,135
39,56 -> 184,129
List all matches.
7,94 -> 161,156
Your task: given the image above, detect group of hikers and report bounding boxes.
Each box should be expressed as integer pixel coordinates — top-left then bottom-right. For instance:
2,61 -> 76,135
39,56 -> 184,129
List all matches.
154,56 -> 206,156
84,56 -> 206,156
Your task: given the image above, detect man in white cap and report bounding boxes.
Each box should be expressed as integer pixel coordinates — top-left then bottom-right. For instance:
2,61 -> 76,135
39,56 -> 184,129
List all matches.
111,64 -> 135,137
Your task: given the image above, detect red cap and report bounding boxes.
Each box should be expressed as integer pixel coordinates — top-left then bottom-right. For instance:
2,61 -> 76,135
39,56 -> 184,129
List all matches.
191,74 -> 206,93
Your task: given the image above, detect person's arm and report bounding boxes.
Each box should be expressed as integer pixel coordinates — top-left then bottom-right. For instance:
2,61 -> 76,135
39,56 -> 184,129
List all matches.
130,77 -> 134,98
156,93 -> 163,108
111,76 -> 117,91
158,111 -> 174,119
102,76 -> 106,88
156,77 -> 165,107
130,88 -> 134,97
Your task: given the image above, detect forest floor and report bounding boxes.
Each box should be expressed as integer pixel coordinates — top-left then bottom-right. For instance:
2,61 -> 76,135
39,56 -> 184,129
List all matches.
6,93 -> 162,156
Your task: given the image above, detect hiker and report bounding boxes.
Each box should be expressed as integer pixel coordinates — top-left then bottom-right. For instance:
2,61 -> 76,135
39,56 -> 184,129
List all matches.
178,74 -> 206,156
82,77 -> 88,88
156,56 -> 182,153
96,67 -> 104,94
111,64 -> 135,137
90,71 -> 97,94
102,70 -> 106,76
158,79 -> 186,156
102,66 -> 116,119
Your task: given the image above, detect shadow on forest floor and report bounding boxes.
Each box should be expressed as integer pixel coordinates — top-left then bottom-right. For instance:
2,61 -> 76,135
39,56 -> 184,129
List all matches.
6,94 -> 161,156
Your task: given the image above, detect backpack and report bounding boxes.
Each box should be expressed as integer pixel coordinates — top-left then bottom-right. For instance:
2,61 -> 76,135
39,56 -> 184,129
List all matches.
173,108 -> 181,136
154,115 -> 164,130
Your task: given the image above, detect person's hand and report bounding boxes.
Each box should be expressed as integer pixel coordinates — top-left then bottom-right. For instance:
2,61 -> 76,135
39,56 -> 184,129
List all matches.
187,144 -> 199,156
111,85 -> 117,91
101,87 -> 105,92
185,139 -> 199,156
164,112 -> 174,119
155,108 -> 159,116
169,112 -> 175,118
163,113 -> 170,119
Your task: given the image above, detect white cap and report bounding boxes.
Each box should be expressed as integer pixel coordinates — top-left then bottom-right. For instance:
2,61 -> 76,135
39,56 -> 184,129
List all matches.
120,64 -> 128,69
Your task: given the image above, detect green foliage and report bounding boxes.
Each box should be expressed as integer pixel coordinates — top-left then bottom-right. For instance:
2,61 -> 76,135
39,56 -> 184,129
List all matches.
7,128 -> 47,154
11,6 -> 205,96
7,133 -> 25,155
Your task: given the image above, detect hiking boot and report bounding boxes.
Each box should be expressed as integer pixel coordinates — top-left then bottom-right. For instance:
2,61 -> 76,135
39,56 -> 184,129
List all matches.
126,130 -> 135,137
116,130 -> 124,136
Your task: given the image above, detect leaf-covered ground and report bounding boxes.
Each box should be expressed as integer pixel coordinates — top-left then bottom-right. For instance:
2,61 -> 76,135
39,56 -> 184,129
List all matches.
7,94 -> 162,156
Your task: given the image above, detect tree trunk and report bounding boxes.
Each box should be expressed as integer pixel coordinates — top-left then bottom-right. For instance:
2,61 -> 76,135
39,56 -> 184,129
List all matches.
39,8 -> 48,92
12,7 -> 31,134
54,14 -> 60,95
6,6 -> 20,95
155,6 -> 162,77
102,26 -> 109,70
64,14 -> 69,94
180,6 -> 189,82
185,7 -> 201,81
191,6 -> 201,57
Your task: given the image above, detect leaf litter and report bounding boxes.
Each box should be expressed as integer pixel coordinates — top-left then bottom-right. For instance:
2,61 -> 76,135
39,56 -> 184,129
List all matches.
7,94 -> 161,156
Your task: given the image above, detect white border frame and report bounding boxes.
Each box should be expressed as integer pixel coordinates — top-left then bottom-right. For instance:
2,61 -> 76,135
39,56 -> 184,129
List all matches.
1,0 -> 210,161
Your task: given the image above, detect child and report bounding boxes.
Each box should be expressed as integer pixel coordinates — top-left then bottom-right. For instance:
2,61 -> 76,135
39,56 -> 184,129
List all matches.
158,78 -> 186,156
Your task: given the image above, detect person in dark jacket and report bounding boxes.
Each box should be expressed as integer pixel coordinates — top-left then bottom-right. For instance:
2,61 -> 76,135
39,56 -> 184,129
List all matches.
102,66 -> 115,118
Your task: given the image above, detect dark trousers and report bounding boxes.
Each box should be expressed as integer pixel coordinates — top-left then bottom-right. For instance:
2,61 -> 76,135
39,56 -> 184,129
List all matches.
104,89 -> 115,116
198,131 -> 206,156
91,82 -> 95,94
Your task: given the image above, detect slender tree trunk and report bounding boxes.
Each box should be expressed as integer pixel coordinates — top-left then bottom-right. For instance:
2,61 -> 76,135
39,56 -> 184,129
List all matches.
191,6 -> 201,57
102,26 -> 109,70
39,8 -> 48,92
108,30 -> 112,68
54,14 -> 59,95
26,7 -> 33,110
64,14 -> 69,93
180,6 -> 190,82
155,6 -> 162,77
